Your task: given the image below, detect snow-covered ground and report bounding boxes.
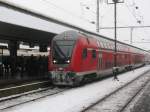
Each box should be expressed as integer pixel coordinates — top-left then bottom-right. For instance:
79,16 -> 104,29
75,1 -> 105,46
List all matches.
3,65 -> 150,112
0,87 -> 66,110
123,78 -> 150,112
86,67 -> 150,112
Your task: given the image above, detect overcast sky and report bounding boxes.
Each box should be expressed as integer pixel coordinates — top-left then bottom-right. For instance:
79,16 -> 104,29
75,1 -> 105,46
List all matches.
2,0 -> 150,50
45,0 -> 150,50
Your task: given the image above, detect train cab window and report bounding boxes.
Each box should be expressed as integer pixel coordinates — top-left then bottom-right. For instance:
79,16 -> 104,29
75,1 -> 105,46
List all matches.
52,40 -> 75,64
92,50 -> 96,58
82,48 -> 87,59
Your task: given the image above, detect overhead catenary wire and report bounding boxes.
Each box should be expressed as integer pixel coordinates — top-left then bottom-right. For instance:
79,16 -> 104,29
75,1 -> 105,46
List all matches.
125,1 -> 150,41
125,2 -> 140,24
42,0 -> 150,44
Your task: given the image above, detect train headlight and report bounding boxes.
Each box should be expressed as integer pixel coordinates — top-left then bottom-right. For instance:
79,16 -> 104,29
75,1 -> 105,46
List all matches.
66,60 -> 70,63
53,60 -> 57,64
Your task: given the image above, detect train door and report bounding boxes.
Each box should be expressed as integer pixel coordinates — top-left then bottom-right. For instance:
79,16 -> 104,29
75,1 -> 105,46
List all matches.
97,51 -> 102,71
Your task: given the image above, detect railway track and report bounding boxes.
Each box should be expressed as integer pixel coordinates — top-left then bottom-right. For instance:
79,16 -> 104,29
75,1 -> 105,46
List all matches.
82,69 -> 150,112
1,67 -> 149,112
0,80 -> 51,98
118,79 -> 150,112
0,86 -> 69,111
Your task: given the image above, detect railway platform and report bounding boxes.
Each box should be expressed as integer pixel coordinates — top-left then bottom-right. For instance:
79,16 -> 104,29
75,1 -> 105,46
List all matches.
0,79 -> 51,98
0,48 -> 51,96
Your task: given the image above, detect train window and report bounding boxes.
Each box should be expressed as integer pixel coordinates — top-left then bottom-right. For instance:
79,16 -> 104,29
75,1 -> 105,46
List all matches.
82,48 -> 87,59
92,50 -> 96,58
109,43 -> 112,49
102,43 -> 105,48
100,42 -> 104,48
86,38 -> 90,44
108,43 -> 111,49
112,44 -> 114,49
111,44 -> 114,49
107,43 -> 110,49
52,40 -> 75,63
104,43 -> 107,49
106,43 -> 109,49
97,41 -> 100,48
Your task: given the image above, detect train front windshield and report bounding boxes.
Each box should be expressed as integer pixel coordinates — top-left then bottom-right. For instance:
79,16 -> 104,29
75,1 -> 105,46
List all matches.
52,40 -> 75,64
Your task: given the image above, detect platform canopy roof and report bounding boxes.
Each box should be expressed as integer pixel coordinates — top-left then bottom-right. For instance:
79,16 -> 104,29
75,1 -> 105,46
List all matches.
0,1 -> 85,45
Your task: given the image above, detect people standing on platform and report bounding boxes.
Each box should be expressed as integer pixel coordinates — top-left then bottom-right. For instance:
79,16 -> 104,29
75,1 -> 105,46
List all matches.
33,56 -> 39,77
43,55 -> 48,76
37,55 -> 42,77
26,54 -> 35,78
17,55 -> 25,78
3,57 -> 10,78
36,55 -> 48,78
10,56 -> 17,77
113,67 -> 119,81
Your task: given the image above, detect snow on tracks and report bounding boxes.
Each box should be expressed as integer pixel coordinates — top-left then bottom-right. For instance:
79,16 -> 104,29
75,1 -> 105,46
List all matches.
3,65 -> 150,112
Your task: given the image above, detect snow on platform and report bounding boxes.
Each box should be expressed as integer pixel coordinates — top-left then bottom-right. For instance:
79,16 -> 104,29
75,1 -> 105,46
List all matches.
3,65 -> 150,112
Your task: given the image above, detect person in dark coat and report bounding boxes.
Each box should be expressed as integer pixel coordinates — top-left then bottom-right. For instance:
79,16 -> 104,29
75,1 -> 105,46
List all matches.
113,67 -> 119,81
37,55 -> 42,77
10,56 -> 17,77
18,55 -> 25,78
26,54 -> 35,77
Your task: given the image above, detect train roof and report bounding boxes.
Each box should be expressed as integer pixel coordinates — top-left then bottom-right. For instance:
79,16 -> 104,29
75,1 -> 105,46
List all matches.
53,30 -> 78,41
78,31 -> 149,54
53,30 -> 150,54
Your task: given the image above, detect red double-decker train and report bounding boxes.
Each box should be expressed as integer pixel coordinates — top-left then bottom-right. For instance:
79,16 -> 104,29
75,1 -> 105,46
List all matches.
48,30 -> 148,86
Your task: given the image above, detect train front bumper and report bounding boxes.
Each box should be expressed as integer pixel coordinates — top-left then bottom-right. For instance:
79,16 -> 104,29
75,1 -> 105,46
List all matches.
49,71 -> 77,86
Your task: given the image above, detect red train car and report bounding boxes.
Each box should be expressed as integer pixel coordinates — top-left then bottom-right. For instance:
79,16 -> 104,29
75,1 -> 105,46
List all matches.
48,30 -> 146,86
